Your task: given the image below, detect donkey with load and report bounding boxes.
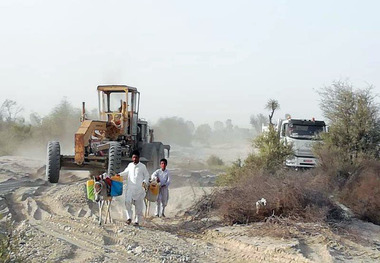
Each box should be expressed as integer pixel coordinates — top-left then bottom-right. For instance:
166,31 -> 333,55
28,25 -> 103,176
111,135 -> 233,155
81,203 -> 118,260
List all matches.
87,173 -> 123,225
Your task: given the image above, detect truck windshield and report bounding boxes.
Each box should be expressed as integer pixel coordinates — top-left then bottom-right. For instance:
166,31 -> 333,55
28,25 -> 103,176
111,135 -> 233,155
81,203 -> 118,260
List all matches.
286,124 -> 324,139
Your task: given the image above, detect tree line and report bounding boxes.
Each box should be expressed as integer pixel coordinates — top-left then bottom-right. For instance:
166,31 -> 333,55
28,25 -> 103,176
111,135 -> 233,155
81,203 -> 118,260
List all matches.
0,98 -> 254,156
153,117 -> 253,147
1,80 -> 379,164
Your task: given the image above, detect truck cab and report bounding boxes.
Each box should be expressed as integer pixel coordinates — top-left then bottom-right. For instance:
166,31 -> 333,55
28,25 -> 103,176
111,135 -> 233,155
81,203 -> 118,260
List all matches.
278,118 -> 326,168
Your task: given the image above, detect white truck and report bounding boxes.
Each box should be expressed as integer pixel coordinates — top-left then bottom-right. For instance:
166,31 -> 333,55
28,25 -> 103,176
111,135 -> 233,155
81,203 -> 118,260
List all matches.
277,118 -> 326,168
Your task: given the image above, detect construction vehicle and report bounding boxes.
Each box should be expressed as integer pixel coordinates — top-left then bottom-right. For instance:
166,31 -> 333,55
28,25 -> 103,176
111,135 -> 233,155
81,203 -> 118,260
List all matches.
277,117 -> 326,168
46,85 -> 170,183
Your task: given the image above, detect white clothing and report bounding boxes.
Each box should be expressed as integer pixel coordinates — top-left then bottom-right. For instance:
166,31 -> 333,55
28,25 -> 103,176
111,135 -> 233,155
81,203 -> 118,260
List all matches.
151,168 -> 170,216
125,198 -> 144,224
119,162 -> 149,223
155,186 -> 169,216
151,168 -> 170,187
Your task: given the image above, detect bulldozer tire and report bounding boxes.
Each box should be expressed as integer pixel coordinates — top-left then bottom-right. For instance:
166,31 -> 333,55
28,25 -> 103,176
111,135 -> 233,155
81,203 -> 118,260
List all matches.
46,141 -> 60,183
108,142 -> 122,176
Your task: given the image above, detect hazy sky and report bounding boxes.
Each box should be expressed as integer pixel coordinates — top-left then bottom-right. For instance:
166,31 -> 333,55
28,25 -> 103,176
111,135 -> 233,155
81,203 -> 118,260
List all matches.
1,0 -> 379,128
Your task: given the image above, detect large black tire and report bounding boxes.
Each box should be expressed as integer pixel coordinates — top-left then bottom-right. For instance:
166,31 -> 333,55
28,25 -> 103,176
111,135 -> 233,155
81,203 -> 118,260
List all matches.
142,143 -> 159,174
46,141 -> 60,183
107,142 -> 122,176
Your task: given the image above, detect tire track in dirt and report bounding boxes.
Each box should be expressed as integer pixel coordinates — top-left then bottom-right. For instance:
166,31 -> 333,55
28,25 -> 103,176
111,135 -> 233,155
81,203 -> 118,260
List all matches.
6,176 -> 199,262
27,218 -> 135,262
204,229 -> 311,263
6,181 -> 137,262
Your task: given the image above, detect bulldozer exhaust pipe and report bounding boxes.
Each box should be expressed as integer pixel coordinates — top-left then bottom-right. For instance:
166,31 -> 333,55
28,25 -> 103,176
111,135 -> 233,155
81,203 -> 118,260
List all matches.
81,102 -> 86,122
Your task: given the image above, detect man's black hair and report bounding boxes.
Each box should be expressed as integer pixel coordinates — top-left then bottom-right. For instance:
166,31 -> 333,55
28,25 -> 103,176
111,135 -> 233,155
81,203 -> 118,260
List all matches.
160,158 -> 167,165
132,150 -> 140,157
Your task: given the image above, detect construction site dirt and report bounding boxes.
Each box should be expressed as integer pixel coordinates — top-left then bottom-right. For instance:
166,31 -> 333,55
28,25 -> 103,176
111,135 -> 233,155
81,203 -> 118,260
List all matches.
0,152 -> 379,262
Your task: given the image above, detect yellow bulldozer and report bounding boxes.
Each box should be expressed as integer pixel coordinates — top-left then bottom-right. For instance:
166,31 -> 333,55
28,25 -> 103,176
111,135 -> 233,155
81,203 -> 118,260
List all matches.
46,85 -> 170,183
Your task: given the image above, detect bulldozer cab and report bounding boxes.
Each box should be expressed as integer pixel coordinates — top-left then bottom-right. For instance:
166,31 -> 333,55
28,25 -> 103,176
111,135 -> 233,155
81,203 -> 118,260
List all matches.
97,85 -> 140,137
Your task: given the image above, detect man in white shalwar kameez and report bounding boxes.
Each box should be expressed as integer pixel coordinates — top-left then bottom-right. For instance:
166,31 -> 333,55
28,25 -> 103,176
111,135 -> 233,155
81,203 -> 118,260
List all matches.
151,158 -> 170,217
119,150 -> 149,226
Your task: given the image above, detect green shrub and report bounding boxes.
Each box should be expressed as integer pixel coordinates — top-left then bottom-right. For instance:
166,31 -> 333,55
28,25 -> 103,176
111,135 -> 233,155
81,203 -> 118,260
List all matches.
247,125 -> 293,172
217,125 -> 293,186
216,159 -> 242,186
318,81 -> 380,166
206,155 -> 224,166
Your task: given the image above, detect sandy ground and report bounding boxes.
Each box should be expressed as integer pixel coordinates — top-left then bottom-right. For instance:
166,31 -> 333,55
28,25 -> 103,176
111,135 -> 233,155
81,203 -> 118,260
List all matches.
0,153 -> 379,262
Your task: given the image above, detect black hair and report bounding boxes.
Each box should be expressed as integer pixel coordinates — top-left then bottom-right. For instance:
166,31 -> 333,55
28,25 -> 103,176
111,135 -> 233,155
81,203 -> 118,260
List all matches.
160,158 -> 167,165
132,150 -> 140,157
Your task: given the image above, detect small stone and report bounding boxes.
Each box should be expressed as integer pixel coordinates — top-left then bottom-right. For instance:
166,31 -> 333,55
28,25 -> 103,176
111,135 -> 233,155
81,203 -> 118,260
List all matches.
134,246 -> 143,254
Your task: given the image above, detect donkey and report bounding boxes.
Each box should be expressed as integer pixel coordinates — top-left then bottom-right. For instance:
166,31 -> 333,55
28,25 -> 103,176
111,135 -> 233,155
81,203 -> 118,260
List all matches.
144,178 -> 160,217
94,178 -> 112,225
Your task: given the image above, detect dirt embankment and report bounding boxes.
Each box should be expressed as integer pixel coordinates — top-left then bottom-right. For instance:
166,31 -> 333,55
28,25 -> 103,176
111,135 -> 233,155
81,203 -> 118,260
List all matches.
0,156 -> 379,262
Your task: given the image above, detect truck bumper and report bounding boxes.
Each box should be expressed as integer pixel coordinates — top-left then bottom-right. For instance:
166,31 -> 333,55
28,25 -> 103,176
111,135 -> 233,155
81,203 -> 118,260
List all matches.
285,156 -> 317,168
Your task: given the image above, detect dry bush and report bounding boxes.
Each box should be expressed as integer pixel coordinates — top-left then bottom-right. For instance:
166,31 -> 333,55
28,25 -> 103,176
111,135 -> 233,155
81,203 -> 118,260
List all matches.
191,148 -> 380,226
213,168 -> 334,225
185,192 -> 219,220
315,146 -> 380,224
314,145 -> 360,192
340,160 -> 380,224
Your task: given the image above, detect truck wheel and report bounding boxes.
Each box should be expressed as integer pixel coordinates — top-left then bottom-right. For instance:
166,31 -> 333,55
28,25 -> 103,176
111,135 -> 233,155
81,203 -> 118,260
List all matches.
108,142 -> 122,176
46,141 -> 60,183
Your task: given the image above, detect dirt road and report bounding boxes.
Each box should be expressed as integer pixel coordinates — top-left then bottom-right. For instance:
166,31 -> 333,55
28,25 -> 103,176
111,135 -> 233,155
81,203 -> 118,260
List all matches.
0,156 -> 379,262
